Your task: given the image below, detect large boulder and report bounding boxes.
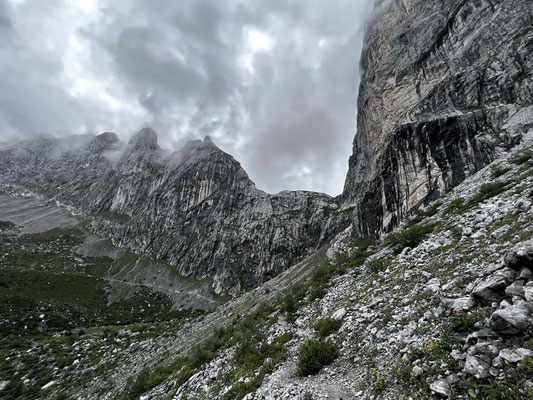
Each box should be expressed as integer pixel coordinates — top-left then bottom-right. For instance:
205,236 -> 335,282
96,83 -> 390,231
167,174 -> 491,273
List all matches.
471,268 -> 515,303
504,240 -> 533,270
464,355 -> 491,379
430,379 -> 451,398
489,301 -> 533,335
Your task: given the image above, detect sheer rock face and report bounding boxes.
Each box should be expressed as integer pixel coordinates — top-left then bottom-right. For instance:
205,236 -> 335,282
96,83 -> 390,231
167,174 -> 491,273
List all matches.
343,0 -> 533,236
0,131 -> 346,293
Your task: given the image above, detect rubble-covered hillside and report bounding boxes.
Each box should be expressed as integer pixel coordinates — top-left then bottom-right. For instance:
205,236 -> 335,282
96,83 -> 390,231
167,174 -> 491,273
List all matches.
3,134 -> 533,400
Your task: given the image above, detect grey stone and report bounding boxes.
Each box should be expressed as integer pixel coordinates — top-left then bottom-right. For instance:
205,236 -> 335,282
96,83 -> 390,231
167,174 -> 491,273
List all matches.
450,350 -> 466,361
468,342 -> 502,359
412,365 -> 424,378
518,267 -> 532,280
0,381 -> 9,392
492,356 -> 504,368
332,308 -> 347,320
430,379 -> 451,398
427,278 -> 441,292
514,199 -> 532,214
500,299 -> 512,308
446,374 -> 459,386
505,281 -> 525,298
41,381 -> 56,391
442,296 -> 476,313
489,301 -> 533,334
471,268 -> 515,303
464,355 -> 491,379
499,348 -> 533,364
504,240 -> 533,271
465,328 -> 499,344
524,286 -> 533,302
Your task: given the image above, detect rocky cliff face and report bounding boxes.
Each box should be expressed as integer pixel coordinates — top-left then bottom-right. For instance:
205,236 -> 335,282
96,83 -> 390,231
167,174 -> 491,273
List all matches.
0,129 -> 347,293
343,0 -> 533,236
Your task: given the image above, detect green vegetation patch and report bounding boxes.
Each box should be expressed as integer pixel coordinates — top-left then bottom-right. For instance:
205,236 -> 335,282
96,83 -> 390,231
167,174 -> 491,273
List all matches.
469,182 -> 509,206
0,220 -> 16,230
406,201 -> 442,227
510,147 -> 533,166
443,181 -> 511,217
96,211 -> 131,224
451,307 -> 488,334
443,198 -> 466,216
491,166 -> 512,179
314,318 -> 343,338
335,236 -> 376,271
386,223 -> 437,251
297,339 -> 339,376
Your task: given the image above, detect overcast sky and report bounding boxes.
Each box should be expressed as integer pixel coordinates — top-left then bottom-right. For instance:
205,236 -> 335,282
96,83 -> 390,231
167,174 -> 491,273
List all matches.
0,0 -> 373,195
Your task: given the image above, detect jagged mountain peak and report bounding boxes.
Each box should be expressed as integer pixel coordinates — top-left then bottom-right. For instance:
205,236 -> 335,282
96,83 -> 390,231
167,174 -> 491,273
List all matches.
127,127 -> 160,151
89,131 -> 121,153
182,135 -> 219,152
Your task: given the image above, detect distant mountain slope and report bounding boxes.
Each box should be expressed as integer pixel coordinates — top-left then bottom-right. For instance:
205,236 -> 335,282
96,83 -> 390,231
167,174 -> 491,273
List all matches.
0,129 -> 348,293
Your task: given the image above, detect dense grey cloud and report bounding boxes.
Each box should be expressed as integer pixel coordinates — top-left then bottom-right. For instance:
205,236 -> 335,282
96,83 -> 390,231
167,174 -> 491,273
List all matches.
0,0 -> 373,194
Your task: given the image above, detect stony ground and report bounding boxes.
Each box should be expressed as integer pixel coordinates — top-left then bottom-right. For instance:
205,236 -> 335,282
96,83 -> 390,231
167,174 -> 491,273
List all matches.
136,135 -> 533,400
2,135 -> 533,399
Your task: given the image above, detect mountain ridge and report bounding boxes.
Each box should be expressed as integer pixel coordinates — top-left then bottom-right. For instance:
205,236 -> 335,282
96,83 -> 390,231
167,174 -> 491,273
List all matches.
0,129 -> 348,294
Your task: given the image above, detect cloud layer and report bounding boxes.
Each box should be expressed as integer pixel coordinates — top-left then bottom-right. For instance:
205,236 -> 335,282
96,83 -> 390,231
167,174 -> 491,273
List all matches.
0,0 -> 373,194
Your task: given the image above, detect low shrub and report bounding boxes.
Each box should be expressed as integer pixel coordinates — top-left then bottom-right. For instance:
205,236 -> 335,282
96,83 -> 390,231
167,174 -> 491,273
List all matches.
510,148 -> 533,165
451,307 -> 487,334
368,258 -> 390,275
406,201 -> 442,226
443,183 -> 508,216
443,198 -> 465,216
469,182 -> 509,205
386,223 -> 436,250
491,166 -> 512,178
309,285 -> 326,301
314,318 -> 343,338
281,290 -> 303,323
297,339 -> 339,376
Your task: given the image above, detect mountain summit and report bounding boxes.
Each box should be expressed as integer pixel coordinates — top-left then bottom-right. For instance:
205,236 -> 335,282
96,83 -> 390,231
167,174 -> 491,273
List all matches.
0,128 -> 345,293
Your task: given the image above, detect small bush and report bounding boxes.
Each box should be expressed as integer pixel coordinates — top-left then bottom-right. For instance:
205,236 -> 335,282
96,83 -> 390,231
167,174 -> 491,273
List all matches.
406,201 -> 442,226
491,166 -> 512,179
0,220 -> 15,230
368,368 -> 389,394
297,339 -> 339,376
451,307 -> 487,334
314,318 -> 343,338
126,368 -> 150,399
281,292 -> 299,322
470,182 -> 508,205
306,264 -> 337,303
386,223 -> 436,250
368,258 -> 390,274
510,148 -> 533,165
309,285 -> 326,301
443,198 -> 465,216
